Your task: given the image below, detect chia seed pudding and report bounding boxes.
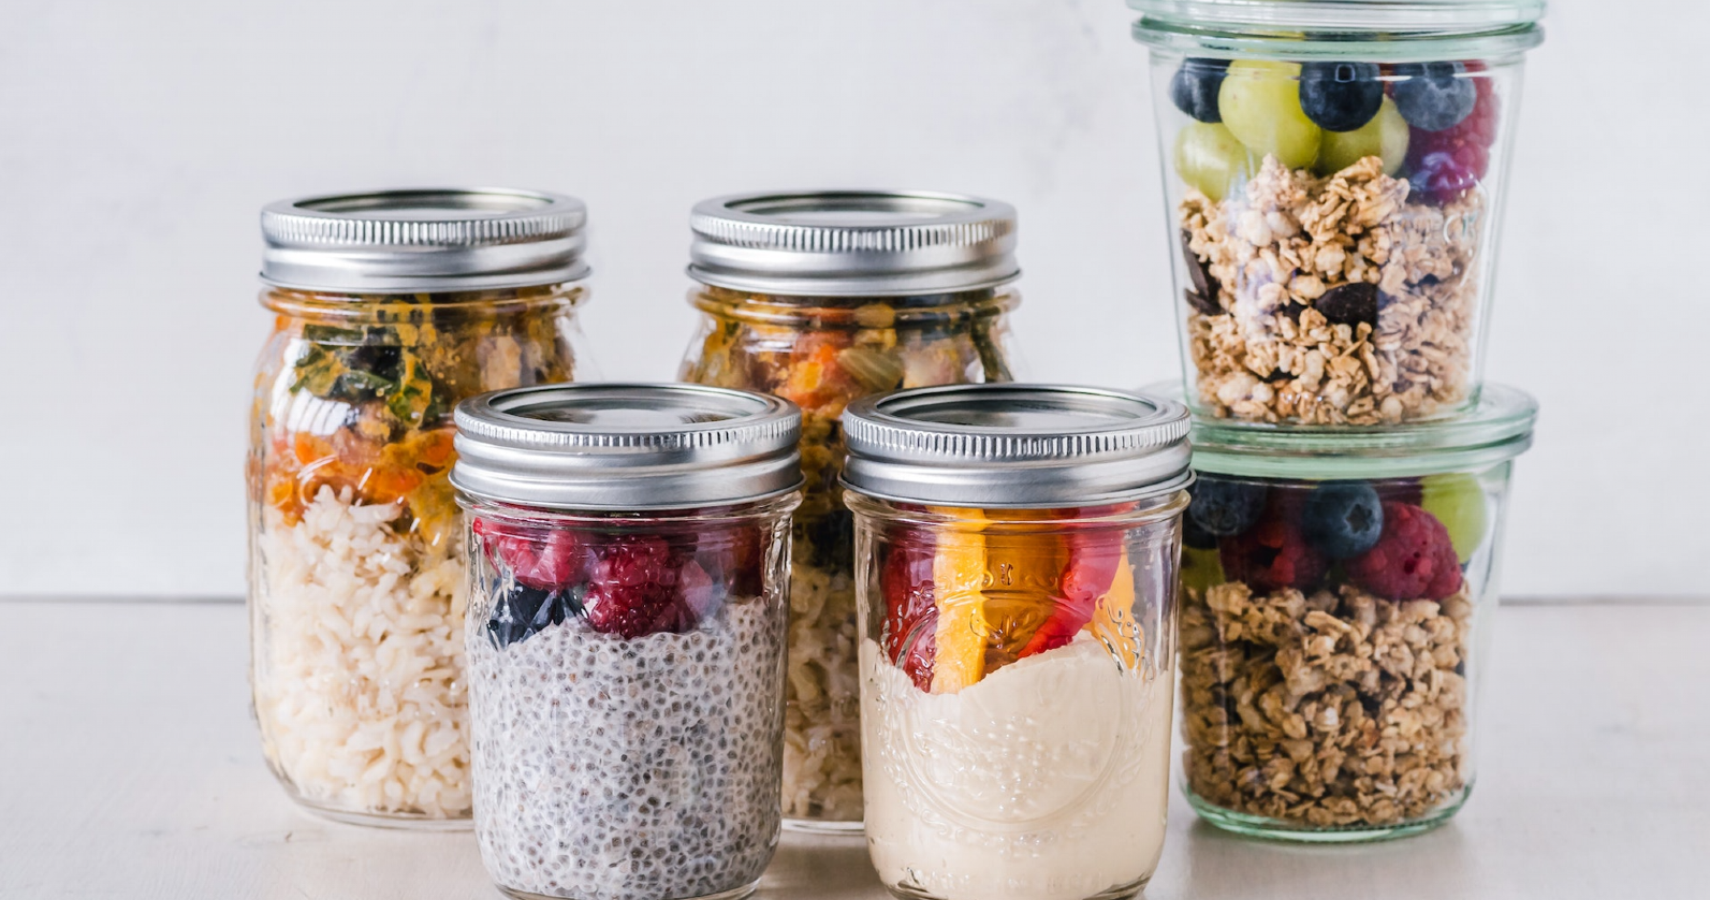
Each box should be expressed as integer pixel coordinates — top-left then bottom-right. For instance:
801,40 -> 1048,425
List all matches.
468,596 -> 785,900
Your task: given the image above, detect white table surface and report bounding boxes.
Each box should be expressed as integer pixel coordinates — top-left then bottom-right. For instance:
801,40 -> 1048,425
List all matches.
1,598 -> 1705,899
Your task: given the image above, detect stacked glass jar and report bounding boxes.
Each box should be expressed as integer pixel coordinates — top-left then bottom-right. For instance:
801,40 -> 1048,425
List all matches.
678,190 -> 1022,831
247,188 -> 594,826
1132,0 -> 1545,840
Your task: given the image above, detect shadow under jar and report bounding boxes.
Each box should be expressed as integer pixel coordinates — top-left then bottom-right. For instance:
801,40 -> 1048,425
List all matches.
452,384 -> 803,900
678,190 -> 1023,832
1162,382 -> 1537,841
1131,0 -> 1545,424
247,188 -> 595,827
840,385 -> 1192,900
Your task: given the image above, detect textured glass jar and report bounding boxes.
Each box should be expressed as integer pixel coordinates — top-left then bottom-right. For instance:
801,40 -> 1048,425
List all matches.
1164,382 -> 1536,841
678,190 -> 1023,831
841,385 -> 1190,900
1132,0 -> 1544,425
453,384 -> 802,900
247,189 -> 593,826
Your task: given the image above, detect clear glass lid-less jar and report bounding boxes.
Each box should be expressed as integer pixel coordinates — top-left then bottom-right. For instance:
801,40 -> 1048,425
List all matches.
452,384 -> 803,900
678,190 -> 1023,831
1155,381 -> 1537,842
1131,1 -> 1545,425
841,385 -> 1191,900
247,188 -> 595,827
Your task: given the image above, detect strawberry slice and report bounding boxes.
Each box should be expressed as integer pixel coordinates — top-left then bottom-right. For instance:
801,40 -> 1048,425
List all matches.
881,524 -> 938,691
1019,504 -> 1134,659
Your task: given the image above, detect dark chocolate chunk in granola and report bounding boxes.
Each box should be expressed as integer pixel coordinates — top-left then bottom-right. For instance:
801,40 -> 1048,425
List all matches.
1184,288 -> 1221,315
1181,229 -> 1219,302
1315,282 -> 1378,327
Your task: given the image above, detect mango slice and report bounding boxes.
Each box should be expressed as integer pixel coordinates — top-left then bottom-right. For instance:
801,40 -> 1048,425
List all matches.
929,506 -> 989,694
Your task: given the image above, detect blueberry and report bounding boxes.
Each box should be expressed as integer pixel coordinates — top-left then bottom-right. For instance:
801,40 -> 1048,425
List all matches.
487,583 -> 578,648
1392,62 -> 1476,131
1301,482 -> 1384,559
1182,484 -> 1219,550
1170,58 -> 1230,123
1314,282 -> 1378,327
1298,61 -> 1384,132
1188,478 -> 1268,537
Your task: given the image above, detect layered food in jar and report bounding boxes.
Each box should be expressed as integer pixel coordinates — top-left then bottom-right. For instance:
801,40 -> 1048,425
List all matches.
679,190 -> 1022,829
452,383 -> 802,900
1135,2 -> 1543,424
1170,384 -> 1536,840
246,189 -> 591,824
840,384 -> 1191,900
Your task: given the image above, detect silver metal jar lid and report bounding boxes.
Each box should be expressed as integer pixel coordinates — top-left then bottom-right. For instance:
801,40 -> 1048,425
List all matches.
451,383 -> 803,510
687,189 -> 1020,297
260,188 -> 589,293
841,384 -> 1192,508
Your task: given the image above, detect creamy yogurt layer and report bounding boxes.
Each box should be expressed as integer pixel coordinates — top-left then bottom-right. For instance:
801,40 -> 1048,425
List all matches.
859,634 -> 1172,900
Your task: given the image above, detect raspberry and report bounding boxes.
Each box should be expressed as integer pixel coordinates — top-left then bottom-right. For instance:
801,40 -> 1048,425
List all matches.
584,535 -> 691,638
1219,495 -> 1329,592
474,518 -> 587,590
1405,76 -> 1499,205
1347,502 -> 1463,600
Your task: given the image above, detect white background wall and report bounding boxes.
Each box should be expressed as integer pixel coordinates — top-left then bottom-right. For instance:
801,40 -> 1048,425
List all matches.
0,0 -> 1702,598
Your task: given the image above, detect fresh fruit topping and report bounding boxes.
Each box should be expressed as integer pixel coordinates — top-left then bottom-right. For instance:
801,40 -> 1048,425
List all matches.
1170,57 -> 1230,123
1315,96 -> 1409,176
1182,494 -> 1219,550
1182,229 -> 1223,314
695,520 -> 767,596
1420,473 -> 1488,564
1181,544 -> 1226,598
1392,62 -> 1476,132
474,518 -> 589,591
1085,555 -> 1141,671
929,510 -> 989,694
1174,121 -> 1256,204
882,526 -> 939,691
487,582 -> 581,649
1299,61 -> 1383,132
1404,76 -> 1498,204
1314,282 -> 1380,328
979,509 -> 1068,662
1218,60 -> 1322,170
1300,482 -> 1385,559
1189,478 -> 1268,537
1219,494 -> 1329,591
584,535 -> 692,639
1347,501 -> 1463,600
1020,512 -> 1128,659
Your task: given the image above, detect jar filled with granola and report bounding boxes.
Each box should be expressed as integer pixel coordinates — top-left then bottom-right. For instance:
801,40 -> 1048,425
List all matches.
453,384 -> 802,900
678,190 -> 1023,831
841,384 -> 1191,900
1132,0 -> 1544,424
248,188 -> 594,826
1161,382 -> 1536,840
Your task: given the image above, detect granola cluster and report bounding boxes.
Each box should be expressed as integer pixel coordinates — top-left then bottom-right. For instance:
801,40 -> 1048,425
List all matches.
1180,578 -> 1472,828
1181,156 -> 1484,424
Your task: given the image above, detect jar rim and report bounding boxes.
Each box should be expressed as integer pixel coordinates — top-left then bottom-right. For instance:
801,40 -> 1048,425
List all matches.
1131,0 -> 1544,62
1142,382 -> 1537,478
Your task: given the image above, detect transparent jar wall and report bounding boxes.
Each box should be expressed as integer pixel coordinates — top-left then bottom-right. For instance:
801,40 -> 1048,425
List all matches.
1178,462 -> 1513,841
1150,50 -> 1525,425
848,494 -> 1184,900
462,496 -> 796,900
246,284 -> 589,826
679,286 -> 1020,830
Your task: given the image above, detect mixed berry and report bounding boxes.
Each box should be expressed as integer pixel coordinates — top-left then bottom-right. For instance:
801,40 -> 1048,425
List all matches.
474,514 -> 771,648
1169,54 -> 1501,205
1187,475 -> 1487,602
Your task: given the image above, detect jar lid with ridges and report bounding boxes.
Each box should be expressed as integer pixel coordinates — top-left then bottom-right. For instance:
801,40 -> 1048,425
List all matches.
260,187 -> 589,293
1144,381 -> 1538,479
687,189 -> 1020,297
1131,0 -> 1545,62
452,383 -> 802,510
841,384 -> 1192,508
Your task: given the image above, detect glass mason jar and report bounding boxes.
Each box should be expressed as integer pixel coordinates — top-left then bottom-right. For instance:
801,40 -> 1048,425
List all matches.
841,385 -> 1192,900
247,189 -> 594,826
452,384 -> 802,900
1163,382 -> 1537,841
678,190 -> 1023,831
1131,1 -> 1545,424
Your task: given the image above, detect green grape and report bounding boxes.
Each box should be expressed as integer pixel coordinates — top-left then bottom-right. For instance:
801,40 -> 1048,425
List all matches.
1218,60 -> 1321,170
1421,473 -> 1489,564
1174,121 -> 1256,203
1316,96 -> 1410,177
1181,545 -> 1226,598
